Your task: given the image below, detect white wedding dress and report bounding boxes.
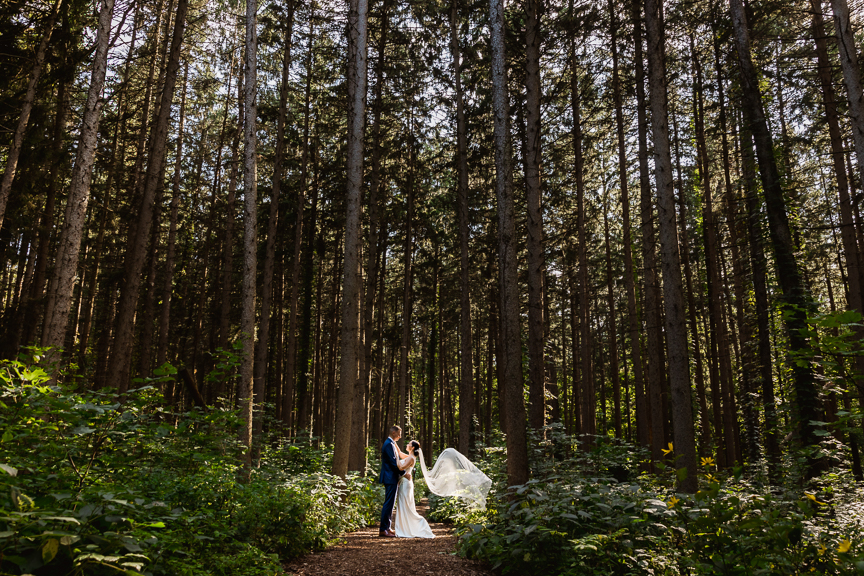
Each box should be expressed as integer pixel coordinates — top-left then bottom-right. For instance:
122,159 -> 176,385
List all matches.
393,455 -> 435,539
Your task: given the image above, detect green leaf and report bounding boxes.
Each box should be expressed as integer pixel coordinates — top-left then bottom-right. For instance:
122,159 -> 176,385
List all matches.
1,429 -> 12,443
42,538 -> 59,563
71,426 -> 96,435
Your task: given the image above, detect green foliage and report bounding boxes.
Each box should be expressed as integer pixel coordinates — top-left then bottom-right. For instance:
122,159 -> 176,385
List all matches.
0,351 -> 381,575
453,431 -> 864,575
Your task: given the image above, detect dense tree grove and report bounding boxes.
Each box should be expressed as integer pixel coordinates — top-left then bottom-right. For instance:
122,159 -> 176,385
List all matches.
6,0 -> 864,493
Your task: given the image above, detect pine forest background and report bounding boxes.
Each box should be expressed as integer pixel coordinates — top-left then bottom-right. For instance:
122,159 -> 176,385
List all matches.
7,0 -> 864,493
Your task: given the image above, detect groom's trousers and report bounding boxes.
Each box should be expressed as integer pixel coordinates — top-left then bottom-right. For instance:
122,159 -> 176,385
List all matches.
380,482 -> 399,532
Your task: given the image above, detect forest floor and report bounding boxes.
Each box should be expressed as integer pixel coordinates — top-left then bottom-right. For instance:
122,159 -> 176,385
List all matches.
283,499 -> 496,576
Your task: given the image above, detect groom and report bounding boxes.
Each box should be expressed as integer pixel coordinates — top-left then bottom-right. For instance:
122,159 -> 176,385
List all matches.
378,425 -> 405,538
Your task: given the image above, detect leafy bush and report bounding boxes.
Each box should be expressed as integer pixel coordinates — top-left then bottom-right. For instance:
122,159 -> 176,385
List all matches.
456,432 -> 864,575
0,351 -> 381,575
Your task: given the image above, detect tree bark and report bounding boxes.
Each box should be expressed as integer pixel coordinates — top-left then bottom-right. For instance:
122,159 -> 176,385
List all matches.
525,0 -> 545,432
489,0 -> 529,486
0,0 -> 65,231
397,116 -> 415,432
106,0 -> 189,390
691,36 -> 736,466
633,0 -> 663,460
729,0 -> 820,467
238,0 -> 259,469
739,114 -> 780,477
256,2 -> 295,436
644,0 -> 697,491
611,3 -> 648,450
450,0 -> 474,454
41,0 -> 115,358
332,0 -> 368,477
285,8 -> 314,432
157,62 -> 189,368
350,0 -> 389,470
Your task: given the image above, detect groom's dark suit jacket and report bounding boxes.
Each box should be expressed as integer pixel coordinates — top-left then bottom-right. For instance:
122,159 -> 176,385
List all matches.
378,437 -> 405,485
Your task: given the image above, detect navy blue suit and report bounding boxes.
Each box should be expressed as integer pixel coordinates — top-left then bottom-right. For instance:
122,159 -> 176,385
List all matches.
379,437 -> 404,532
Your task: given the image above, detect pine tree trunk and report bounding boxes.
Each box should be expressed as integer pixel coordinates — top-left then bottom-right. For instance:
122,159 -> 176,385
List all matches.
350,0 -> 389,470
611,3 -> 648,450
106,0 -> 189,391
332,0 -> 368,477
41,0 -> 115,358
450,0 -> 475,453
672,110 -> 712,452
729,0 -> 820,468
255,4 -> 295,438
739,115 -> 780,477
157,62 -> 189,368
238,0 -> 259,469
285,11 -> 314,432
0,0 -> 64,230
633,0 -> 663,461
218,50 -> 240,352
603,188 -> 621,438
489,0 -> 529,486
644,0 -> 697,492
813,0 -> 864,392
525,0 -> 545,432
691,39 -> 736,466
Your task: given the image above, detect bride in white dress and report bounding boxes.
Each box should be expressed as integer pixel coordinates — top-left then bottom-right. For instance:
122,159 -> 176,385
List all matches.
393,440 -> 435,538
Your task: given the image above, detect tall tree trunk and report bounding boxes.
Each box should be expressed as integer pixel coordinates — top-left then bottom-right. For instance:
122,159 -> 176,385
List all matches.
691,37 -> 736,467
525,0 -> 545,432
106,0 -> 189,391
332,0 -> 368,477
611,2 -> 648,450
41,0 -> 115,358
286,8 -> 314,432
729,0 -> 820,467
672,110 -> 712,452
831,0 -> 864,201
397,116 -> 415,432
450,0 -> 474,453
489,0 -> 529,486
255,2 -> 295,437
633,0 -> 663,460
739,115 -> 780,477
569,7 -> 593,439
219,64 -> 245,350
238,0 -> 258,469
644,0 -> 697,492
812,0 -> 864,394
602,186 -> 621,438
0,0 -> 64,230
350,0 -> 389,470
157,62 -> 189,368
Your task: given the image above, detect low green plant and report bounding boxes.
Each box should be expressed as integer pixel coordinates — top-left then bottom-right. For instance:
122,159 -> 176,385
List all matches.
0,350 -> 381,576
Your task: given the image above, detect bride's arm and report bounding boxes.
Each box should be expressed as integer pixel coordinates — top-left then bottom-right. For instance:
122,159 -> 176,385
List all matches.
397,454 -> 415,471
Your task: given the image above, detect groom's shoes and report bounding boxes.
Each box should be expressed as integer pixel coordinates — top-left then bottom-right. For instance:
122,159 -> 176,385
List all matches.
379,530 -> 396,538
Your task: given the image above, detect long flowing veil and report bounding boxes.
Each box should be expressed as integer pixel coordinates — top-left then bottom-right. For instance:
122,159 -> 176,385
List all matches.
417,447 -> 492,509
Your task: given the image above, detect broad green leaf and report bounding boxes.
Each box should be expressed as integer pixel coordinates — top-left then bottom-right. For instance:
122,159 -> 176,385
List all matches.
42,538 -> 59,563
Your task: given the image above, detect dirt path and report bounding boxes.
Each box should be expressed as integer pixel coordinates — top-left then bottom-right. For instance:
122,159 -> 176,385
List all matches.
283,500 -> 495,576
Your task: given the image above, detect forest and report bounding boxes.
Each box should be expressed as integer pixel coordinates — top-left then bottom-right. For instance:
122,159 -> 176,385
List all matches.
3,0 -> 864,571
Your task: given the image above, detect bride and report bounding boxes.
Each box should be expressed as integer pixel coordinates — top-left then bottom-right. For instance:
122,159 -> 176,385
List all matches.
393,440 -> 434,538
392,440 -> 493,538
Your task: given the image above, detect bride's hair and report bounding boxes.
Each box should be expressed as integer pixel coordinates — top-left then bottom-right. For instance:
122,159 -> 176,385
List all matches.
410,440 -> 420,457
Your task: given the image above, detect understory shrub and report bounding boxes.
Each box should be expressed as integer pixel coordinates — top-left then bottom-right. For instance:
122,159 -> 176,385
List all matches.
452,430 -> 864,575
0,352 -> 380,575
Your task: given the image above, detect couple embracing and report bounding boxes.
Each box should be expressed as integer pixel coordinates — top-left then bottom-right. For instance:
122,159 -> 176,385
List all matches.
378,425 -> 435,539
